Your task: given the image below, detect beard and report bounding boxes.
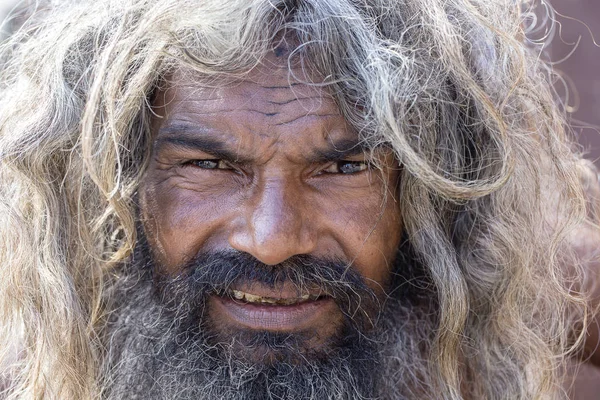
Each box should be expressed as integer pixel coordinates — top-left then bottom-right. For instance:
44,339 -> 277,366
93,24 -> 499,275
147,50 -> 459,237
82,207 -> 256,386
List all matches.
100,234 -> 437,399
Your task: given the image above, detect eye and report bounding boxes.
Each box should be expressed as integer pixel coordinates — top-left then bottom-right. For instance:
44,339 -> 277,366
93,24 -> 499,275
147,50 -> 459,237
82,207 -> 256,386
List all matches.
187,159 -> 232,170
322,160 -> 369,174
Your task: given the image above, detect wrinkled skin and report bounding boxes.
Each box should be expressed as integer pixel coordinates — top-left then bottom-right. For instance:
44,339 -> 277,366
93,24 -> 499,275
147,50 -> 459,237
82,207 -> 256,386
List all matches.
139,54 -> 402,357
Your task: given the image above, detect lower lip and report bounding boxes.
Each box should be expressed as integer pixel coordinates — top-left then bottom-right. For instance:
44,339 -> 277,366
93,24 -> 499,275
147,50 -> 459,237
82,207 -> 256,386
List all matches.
211,295 -> 337,332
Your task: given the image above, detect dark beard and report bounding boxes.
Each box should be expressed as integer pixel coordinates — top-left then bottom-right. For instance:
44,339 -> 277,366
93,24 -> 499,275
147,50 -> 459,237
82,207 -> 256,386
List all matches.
100,236 -> 437,399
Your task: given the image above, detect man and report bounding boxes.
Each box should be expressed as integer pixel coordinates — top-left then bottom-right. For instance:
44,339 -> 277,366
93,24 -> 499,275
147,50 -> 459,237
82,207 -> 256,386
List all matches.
0,0 -> 598,398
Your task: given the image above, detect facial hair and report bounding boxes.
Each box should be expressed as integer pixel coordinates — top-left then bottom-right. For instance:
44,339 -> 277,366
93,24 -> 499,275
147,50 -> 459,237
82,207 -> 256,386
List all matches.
100,236 -> 437,399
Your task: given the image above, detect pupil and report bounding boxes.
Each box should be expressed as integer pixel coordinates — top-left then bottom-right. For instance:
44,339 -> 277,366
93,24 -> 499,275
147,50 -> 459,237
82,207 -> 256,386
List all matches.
198,160 -> 218,169
340,161 -> 361,174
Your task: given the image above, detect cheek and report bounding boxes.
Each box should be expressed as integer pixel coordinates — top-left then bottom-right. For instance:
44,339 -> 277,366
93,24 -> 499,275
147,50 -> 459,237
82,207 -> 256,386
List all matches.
318,185 -> 402,290
139,177 -> 239,272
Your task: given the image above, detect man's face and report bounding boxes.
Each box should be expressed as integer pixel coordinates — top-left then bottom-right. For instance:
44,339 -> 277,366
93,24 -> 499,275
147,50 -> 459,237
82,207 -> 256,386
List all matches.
139,56 -> 402,359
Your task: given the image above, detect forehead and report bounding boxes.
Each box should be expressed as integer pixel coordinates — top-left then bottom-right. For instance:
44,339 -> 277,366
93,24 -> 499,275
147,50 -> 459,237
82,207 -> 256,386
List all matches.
157,55 -> 336,109
151,59 -> 359,154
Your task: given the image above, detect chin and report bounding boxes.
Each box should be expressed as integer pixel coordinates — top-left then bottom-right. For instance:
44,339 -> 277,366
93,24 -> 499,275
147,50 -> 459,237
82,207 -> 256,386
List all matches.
203,324 -> 347,366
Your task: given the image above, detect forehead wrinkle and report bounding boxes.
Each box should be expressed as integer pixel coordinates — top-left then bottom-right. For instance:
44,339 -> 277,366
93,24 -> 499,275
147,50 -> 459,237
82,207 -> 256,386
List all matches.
167,66 -> 339,116
273,112 -> 340,127
158,66 -> 357,161
266,96 -> 316,106
172,90 -> 342,129
170,86 -> 333,115
241,86 -> 330,111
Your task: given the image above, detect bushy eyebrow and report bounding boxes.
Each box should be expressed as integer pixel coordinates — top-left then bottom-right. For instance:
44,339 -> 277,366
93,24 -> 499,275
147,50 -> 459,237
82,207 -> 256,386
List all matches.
308,138 -> 370,163
155,134 -> 253,164
155,125 -> 370,164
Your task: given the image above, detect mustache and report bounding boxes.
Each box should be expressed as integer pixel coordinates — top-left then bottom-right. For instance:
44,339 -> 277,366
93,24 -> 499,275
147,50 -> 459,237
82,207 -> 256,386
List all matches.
153,250 -> 382,329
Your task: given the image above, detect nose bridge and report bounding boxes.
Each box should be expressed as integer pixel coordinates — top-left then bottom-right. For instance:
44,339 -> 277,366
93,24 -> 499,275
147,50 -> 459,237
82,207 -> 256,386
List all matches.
229,175 -> 316,265
254,179 -> 297,241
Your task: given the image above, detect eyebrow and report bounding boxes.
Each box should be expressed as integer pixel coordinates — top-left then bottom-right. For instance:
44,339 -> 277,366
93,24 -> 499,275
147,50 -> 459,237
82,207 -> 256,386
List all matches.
155,126 -> 371,164
308,138 -> 371,163
155,128 -> 253,164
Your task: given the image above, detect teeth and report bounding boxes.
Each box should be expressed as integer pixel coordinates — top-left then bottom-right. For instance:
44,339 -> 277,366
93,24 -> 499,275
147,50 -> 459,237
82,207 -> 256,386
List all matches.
229,290 -> 317,305
232,290 -> 245,300
243,292 -> 263,303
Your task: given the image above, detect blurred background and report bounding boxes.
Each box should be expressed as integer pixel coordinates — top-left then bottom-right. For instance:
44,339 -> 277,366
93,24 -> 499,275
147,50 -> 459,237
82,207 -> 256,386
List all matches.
548,0 -> 600,165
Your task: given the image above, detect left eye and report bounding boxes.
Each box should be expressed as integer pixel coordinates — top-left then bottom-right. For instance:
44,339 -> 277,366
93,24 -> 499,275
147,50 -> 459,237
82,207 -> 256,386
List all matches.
322,161 -> 369,174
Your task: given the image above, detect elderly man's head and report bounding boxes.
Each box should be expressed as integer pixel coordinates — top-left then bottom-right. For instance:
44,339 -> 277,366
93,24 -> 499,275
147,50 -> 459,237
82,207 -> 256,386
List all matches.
101,51 -> 428,398
0,0 -> 590,399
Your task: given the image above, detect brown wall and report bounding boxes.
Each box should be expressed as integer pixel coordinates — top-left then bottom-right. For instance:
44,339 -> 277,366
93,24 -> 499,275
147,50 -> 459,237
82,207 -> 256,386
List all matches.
549,0 -> 600,166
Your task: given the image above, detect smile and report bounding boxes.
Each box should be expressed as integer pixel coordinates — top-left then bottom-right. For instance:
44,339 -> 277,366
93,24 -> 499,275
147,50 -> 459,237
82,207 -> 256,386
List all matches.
210,286 -> 339,332
227,289 -> 322,305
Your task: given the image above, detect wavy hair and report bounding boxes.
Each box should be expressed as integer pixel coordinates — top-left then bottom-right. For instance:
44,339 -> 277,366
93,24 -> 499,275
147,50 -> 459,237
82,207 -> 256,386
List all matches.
0,0 -> 593,398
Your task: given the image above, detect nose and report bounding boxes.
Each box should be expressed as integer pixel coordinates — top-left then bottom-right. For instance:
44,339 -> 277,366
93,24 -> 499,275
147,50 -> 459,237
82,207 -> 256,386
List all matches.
228,178 -> 317,265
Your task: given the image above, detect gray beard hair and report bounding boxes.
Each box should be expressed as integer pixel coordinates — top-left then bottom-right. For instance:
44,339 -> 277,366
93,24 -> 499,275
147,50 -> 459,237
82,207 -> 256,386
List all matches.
99,246 -> 436,399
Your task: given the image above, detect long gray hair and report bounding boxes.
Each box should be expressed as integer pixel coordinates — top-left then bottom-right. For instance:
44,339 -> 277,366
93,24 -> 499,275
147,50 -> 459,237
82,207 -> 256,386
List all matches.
0,0 -> 592,398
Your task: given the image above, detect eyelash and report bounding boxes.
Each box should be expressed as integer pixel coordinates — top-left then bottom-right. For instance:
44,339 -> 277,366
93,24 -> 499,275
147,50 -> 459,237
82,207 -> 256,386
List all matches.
184,159 -> 370,175
185,159 -> 232,170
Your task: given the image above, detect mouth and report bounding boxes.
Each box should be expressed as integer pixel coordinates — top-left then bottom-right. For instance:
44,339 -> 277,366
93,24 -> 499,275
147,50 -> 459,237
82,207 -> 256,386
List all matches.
225,288 -> 323,305
210,286 -> 339,332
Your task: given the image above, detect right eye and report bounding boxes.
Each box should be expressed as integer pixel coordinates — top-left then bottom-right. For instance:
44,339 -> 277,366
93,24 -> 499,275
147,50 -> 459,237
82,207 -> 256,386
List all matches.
187,159 -> 232,170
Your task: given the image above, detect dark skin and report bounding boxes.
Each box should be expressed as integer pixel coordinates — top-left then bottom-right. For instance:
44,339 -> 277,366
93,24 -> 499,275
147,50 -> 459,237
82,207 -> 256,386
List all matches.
139,56 -> 402,352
